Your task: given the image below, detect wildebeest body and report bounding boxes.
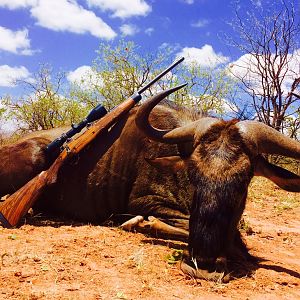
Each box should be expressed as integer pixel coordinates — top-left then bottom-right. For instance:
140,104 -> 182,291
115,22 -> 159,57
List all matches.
0,138 -> 49,196
1,90 -> 300,282
34,104 -> 194,228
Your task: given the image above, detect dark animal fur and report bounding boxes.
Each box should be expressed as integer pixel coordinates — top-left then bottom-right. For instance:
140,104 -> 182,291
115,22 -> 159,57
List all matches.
187,120 -> 254,260
0,137 -> 50,196
1,105 -> 259,277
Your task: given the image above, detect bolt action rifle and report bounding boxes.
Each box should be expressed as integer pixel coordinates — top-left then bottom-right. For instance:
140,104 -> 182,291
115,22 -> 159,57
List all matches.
0,57 -> 185,228
46,103 -> 108,161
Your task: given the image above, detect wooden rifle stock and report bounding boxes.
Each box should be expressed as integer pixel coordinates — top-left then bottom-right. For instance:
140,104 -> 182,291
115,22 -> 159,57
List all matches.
0,95 -> 140,227
0,57 -> 185,228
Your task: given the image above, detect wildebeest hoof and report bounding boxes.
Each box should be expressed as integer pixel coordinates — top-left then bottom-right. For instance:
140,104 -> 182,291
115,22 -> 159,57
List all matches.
120,215 -> 162,232
180,258 -> 231,283
144,216 -> 158,228
120,215 -> 144,231
121,216 -> 189,240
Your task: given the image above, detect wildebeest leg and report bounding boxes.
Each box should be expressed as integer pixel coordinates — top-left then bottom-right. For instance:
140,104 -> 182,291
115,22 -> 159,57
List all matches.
120,215 -> 145,231
121,215 -> 189,240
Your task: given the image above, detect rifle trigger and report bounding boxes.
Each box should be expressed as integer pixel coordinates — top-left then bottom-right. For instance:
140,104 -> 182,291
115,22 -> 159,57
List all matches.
65,144 -> 71,154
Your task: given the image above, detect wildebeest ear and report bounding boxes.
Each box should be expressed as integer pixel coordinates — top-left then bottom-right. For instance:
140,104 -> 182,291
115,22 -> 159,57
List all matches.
145,156 -> 186,173
254,156 -> 300,192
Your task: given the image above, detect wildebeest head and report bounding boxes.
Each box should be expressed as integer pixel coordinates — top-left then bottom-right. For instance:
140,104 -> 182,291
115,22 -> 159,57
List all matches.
135,86 -> 300,279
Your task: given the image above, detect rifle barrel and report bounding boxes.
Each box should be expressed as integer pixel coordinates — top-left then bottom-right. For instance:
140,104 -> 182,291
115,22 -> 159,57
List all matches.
137,57 -> 184,95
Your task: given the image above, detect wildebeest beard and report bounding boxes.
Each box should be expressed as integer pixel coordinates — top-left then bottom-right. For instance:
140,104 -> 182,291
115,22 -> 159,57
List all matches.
188,170 -> 251,260
186,121 -> 254,262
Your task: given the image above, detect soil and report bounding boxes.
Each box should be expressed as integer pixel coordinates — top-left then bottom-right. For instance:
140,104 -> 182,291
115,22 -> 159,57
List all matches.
0,177 -> 299,300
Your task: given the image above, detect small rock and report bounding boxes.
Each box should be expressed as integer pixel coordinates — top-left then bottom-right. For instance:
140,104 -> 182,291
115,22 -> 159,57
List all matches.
33,257 -> 41,262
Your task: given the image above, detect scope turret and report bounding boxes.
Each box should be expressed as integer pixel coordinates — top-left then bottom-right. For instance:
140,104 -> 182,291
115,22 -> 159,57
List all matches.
46,104 -> 107,160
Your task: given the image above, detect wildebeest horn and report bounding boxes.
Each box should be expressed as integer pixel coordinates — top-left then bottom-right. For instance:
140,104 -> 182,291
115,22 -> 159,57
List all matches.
254,156 -> 300,192
136,84 -> 218,144
237,121 -> 300,158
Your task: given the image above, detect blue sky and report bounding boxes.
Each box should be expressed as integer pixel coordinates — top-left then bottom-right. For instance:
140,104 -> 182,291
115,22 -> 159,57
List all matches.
0,0 -> 298,100
0,0 -> 256,95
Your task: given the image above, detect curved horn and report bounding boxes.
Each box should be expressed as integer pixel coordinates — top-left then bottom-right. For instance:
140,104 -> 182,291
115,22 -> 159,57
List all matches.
136,84 -> 218,144
237,121 -> 300,159
254,156 -> 300,192
136,84 -> 193,143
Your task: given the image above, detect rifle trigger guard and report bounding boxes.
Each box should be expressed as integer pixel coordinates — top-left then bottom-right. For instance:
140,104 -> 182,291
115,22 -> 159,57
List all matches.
65,144 -> 71,154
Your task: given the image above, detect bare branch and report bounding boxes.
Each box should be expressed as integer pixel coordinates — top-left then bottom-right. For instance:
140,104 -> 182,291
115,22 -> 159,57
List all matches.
228,0 -> 300,135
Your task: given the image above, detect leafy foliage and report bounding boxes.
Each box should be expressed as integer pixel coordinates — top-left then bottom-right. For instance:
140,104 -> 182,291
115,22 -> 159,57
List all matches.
1,65 -> 89,133
71,40 -> 236,115
2,41 -> 237,136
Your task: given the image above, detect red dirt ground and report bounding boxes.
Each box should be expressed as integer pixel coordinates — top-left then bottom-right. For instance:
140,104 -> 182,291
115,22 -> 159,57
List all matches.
0,177 -> 299,300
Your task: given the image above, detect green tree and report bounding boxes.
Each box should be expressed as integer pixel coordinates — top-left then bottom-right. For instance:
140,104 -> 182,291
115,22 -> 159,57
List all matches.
71,40 -> 236,116
0,106 -> 6,145
2,65 -> 88,133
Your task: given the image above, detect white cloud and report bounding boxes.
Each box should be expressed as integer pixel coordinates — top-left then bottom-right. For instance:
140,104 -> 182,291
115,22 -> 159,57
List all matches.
145,27 -> 154,36
67,65 -> 92,83
177,44 -> 230,68
0,65 -> 31,87
229,49 -> 300,95
229,54 -> 264,93
191,19 -> 210,28
181,0 -> 194,4
159,42 -> 170,49
67,65 -> 102,89
253,0 -> 262,8
0,26 -> 34,55
87,0 -> 151,19
0,0 -> 37,9
0,0 -> 117,39
120,24 -> 139,36
0,118 -> 18,134
284,49 -> 300,84
30,0 -> 116,39
158,42 -> 181,52
0,101 -> 22,133
221,98 -> 239,115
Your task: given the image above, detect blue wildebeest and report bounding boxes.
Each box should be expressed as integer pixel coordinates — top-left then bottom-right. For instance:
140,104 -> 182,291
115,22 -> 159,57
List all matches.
1,88 -> 299,281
